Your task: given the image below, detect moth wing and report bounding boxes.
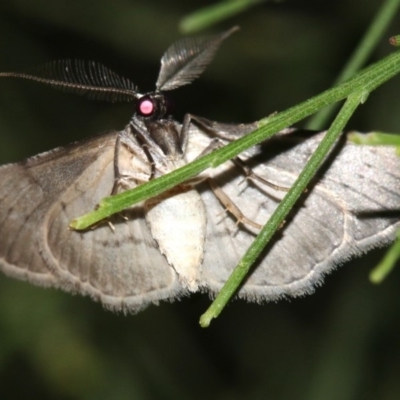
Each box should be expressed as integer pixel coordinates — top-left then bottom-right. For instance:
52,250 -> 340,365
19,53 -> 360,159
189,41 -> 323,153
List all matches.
0,132 -> 183,312
190,130 -> 400,300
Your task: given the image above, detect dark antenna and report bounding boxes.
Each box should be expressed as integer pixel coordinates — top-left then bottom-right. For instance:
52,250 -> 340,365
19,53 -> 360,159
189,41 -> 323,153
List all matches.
0,60 -> 138,102
0,27 -> 239,104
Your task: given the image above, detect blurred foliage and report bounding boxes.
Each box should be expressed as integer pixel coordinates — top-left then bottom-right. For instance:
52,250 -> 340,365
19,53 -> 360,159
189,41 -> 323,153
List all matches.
1,1 -> 400,399
179,0 -> 266,33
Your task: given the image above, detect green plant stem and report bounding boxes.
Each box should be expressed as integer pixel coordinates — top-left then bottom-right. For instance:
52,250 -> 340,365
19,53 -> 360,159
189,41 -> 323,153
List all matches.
370,232 -> 400,283
348,131 -> 400,146
200,92 -> 363,327
70,49 -> 400,230
307,0 -> 400,130
180,0 -> 264,34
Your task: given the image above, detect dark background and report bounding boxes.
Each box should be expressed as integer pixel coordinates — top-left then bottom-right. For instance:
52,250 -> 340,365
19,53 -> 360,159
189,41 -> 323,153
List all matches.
1,1 -> 400,399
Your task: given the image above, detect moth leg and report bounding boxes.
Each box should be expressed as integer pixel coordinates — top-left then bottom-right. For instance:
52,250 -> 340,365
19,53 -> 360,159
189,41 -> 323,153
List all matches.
111,134 -> 139,195
180,113 -> 259,151
111,131 -> 153,195
194,138 -> 222,158
207,178 -> 262,229
111,133 -> 124,195
182,114 -> 294,190
192,137 -> 289,192
181,139 -> 262,228
232,157 -> 289,192
92,132 -> 153,230
184,114 -> 295,141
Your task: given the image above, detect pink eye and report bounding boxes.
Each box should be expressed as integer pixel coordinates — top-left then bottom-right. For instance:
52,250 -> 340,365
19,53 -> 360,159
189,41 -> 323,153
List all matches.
139,98 -> 154,116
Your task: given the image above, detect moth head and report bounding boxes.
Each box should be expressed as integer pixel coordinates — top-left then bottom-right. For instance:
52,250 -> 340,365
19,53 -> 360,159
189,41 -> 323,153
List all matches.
135,92 -> 174,120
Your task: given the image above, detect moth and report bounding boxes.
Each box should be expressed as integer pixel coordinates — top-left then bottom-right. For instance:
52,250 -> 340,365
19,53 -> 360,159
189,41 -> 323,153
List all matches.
0,28 -> 399,313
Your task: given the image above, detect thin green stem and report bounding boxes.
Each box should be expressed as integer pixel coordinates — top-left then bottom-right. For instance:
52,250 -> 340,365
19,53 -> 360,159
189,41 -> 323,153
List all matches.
70,49 -> 400,230
180,0 -> 264,34
370,231 -> 400,283
200,92 -> 363,327
348,131 -> 400,147
307,0 -> 400,130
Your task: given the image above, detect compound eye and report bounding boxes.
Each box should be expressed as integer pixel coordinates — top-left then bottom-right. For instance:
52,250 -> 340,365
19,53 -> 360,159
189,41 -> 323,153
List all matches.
137,96 -> 155,117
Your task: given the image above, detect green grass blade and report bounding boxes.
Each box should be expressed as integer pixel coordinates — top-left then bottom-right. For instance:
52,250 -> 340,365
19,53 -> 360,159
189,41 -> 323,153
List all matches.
180,0 -> 265,34
307,0 -> 400,130
200,92 -> 364,327
70,49 -> 400,230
